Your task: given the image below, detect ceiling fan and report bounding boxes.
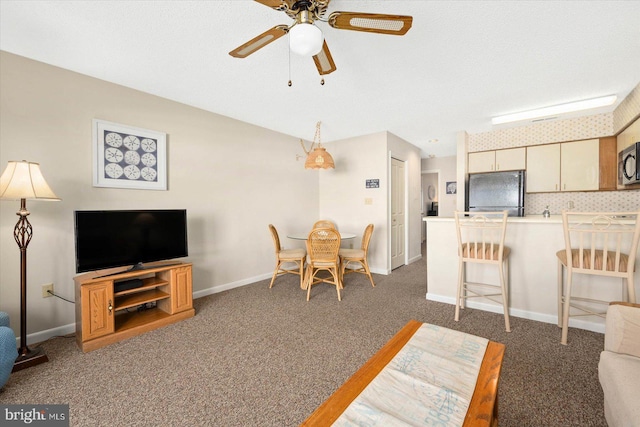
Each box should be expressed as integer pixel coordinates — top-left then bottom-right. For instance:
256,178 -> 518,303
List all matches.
229,0 -> 413,75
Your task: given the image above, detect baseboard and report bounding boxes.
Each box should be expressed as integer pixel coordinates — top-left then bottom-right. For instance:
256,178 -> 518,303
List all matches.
426,293 -> 605,334
24,267 -> 395,345
21,323 -> 76,347
407,254 -> 423,265
192,272 -> 273,299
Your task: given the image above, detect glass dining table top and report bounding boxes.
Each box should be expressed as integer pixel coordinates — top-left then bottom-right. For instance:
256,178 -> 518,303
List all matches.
287,232 -> 356,240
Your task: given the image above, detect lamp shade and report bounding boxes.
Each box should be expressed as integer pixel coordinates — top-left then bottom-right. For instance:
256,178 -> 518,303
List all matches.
289,23 -> 324,56
0,161 -> 60,200
305,147 -> 335,169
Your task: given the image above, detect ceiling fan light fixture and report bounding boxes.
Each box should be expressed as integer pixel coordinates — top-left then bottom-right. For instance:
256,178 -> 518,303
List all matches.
289,23 -> 324,56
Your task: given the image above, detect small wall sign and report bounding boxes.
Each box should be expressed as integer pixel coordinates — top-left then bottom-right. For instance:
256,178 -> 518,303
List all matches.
366,179 -> 380,188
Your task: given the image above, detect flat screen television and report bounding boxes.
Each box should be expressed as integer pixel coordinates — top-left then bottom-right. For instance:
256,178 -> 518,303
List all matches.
74,209 -> 188,273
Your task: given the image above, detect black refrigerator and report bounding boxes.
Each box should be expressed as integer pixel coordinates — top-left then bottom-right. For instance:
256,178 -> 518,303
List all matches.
466,170 -> 525,217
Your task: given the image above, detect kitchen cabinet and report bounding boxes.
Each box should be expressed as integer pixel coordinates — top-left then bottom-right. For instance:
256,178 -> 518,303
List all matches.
561,139 -> 599,191
468,147 -> 526,173
616,117 -> 640,190
526,144 -> 560,192
599,137 -> 617,191
526,139 -> 599,193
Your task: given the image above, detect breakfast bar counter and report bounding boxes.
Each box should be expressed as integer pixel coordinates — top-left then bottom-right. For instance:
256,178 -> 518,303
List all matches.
423,216 -> 640,333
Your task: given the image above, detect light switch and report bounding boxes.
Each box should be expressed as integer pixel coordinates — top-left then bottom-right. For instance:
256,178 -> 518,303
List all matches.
364,198 -> 373,205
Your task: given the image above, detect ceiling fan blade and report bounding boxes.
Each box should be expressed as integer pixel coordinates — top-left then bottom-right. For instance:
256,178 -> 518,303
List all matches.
254,0 -> 294,11
313,40 -> 336,75
229,25 -> 288,58
328,12 -> 413,35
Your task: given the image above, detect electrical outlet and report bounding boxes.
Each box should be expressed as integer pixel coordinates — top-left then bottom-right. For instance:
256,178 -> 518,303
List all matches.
42,283 -> 54,298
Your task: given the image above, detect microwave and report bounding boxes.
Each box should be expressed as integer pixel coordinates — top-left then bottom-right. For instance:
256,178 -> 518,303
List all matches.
620,142 -> 640,185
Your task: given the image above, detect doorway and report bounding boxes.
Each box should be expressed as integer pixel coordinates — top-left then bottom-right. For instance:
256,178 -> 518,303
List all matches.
390,158 -> 406,270
421,169 -> 440,255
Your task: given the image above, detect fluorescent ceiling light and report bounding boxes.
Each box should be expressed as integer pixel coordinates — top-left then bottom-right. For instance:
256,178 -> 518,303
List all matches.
491,95 -> 617,125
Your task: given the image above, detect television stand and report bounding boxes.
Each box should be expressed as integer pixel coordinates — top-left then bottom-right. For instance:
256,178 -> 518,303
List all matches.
95,261 -> 183,278
74,262 -> 194,352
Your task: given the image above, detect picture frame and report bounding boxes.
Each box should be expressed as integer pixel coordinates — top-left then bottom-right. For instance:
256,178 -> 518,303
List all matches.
446,181 -> 457,194
93,119 -> 167,190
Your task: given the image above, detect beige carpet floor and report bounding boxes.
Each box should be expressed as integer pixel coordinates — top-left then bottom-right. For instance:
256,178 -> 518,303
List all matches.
1,255 -> 606,426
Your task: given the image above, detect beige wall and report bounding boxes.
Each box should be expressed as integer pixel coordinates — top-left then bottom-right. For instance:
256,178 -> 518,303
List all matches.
319,132 -> 388,273
421,156 -> 457,217
0,52 -> 319,342
319,131 -> 423,273
0,51 -> 423,344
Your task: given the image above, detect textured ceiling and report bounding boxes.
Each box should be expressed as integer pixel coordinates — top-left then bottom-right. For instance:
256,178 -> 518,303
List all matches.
1,1 -> 639,157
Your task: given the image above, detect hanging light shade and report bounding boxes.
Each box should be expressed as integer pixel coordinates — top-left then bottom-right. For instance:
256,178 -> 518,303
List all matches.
305,146 -> 335,169
300,121 -> 334,170
289,22 -> 324,56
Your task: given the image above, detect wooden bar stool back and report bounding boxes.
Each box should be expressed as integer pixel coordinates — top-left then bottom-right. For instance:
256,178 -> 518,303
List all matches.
557,211 -> 640,345
454,211 -> 511,332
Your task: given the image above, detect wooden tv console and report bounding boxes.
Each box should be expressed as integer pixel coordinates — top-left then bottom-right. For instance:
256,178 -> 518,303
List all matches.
74,262 -> 194,352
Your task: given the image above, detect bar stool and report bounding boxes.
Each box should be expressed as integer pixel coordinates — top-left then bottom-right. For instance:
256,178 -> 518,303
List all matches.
454,211 -> 511,332
557,211 -> 640,345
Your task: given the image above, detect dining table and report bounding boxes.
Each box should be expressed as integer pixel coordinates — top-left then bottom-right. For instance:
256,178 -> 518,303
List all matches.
286,231 -> 357,289
286,232 -> 357,241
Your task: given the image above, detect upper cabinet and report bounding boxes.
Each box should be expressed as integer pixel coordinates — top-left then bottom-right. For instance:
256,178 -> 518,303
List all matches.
616,117 -> 640,190
526,144 -> 561,192
560,139 -> 600,191
617,117 -> 640,153
468,147 -> 526,173
526,139 -> 600,193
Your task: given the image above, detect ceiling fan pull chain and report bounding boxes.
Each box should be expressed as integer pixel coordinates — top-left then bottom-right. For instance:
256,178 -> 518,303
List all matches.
288,35 -> 293,87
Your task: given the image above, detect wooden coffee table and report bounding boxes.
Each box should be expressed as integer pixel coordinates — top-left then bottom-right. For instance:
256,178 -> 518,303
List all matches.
301,319 -> 505,427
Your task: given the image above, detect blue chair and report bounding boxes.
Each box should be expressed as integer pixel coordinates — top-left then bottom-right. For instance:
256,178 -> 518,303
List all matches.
0,311 -> 18,388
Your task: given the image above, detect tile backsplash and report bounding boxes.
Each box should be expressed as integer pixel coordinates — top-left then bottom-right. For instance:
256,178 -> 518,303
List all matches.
526,190 -> 640,216
469,113 -> 614,152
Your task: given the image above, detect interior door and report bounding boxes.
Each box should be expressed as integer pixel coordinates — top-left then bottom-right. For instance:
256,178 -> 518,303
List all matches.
391,158 -> 405,270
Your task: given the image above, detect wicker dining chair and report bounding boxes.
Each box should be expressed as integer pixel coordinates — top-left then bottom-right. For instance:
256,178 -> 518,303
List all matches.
305,227 -> 342,301
313,220 -> 336,229
268,224 -> 306,289
339,224 -> 375,287
557,211 -> 640,345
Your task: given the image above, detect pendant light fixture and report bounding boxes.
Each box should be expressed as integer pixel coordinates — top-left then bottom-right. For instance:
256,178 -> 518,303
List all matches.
300,121 -> 334,169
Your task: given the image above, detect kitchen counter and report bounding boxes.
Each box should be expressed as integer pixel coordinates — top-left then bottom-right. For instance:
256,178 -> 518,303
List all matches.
423,216 -> 639,334
424,215 -> 564,224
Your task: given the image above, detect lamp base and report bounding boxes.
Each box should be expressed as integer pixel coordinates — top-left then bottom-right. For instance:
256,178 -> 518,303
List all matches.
12,347 -> 49,372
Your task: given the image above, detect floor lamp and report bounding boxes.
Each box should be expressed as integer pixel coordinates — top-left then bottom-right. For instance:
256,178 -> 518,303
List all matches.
0,160 -> 60,371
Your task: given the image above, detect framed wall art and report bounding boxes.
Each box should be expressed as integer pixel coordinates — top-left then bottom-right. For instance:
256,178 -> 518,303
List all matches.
446,181 -> 457,194
93,119 -> 167,190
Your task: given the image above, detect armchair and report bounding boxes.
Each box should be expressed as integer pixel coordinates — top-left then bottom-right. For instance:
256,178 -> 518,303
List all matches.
598,302 -> 640,427
1,311 -> 18,389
